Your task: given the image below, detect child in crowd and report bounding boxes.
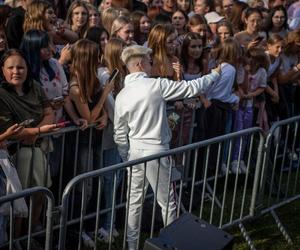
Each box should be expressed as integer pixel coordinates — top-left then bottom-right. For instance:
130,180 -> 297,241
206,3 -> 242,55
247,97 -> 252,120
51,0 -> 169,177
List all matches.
231,48 -> 268,174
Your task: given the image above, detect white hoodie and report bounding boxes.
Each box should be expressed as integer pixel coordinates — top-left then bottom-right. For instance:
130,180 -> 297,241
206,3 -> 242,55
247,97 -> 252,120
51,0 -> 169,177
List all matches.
114,71 -> 220,161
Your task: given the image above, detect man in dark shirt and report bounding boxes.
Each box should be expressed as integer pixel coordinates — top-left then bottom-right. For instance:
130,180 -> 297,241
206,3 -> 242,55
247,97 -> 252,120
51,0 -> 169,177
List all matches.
5,0 -> 33,49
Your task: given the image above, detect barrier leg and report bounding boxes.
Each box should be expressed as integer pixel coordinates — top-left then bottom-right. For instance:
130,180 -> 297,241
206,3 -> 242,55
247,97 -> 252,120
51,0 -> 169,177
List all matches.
239,222 -> 256,250
270,209 -> 293,245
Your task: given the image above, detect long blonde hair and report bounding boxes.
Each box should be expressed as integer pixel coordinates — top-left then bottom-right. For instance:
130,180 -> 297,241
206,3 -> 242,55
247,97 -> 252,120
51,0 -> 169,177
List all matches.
23,0 -> 51,32
104,38 -> 127,95
148,24 -> 176,77
101,7 -> 119,35
111,16 -> 132,37
71,39 -> 100,103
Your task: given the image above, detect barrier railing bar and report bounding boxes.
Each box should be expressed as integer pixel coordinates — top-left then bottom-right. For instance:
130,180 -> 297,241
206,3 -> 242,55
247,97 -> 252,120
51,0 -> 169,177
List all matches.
189,148 -> 198,213
285,123 -> 297,199
136,162 -> 147,250
150,158 -> 160,238
200,146 -> 210,219
209,143 -> 222,224
249,132 -> 264,216
93,176 -> 102,250
230,137 -> 243,224
9,202 -> 13,250
277,125 -> 290,203
240,134 -> 254,219
70,130 -> 80,219
267,127 -> 281,207
58,133 -> 66,203
27,196 -> 33,250
270,209 -> 293,245
123,166 -> 132,250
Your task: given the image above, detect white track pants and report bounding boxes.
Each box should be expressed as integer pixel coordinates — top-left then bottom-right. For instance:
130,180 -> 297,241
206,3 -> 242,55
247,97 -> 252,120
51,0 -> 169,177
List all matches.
127,148 -> 177,250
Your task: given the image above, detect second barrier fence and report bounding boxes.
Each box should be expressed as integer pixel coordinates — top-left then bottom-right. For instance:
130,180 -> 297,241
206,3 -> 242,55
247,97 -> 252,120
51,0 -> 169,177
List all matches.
57,127 -> 265,250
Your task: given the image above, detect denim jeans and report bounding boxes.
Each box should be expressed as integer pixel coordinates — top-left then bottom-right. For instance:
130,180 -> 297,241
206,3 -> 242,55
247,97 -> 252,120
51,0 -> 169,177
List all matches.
102,147 -> 122,231
232,107 -> 253,161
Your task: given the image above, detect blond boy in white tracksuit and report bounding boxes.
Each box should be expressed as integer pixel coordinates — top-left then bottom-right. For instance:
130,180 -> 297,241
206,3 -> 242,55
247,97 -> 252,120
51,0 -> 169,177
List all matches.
114,45 -> 221,250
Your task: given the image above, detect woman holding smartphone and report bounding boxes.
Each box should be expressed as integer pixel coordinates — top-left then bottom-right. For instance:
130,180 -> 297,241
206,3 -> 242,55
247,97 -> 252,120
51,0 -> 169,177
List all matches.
234,7 -> 266,49
69,39 -> 113,246
20,30 -> 87,180
0,49 -> 57,233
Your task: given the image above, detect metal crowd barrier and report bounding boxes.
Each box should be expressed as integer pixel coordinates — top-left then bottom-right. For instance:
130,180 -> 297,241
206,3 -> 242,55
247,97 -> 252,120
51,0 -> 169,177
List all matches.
57,127 -> 264,250
0,186 -> 54,250
259,115 -> 300,245
2,115 -> 300,249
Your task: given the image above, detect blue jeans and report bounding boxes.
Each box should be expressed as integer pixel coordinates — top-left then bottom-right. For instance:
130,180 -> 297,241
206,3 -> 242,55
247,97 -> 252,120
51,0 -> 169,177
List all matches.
102,148 -> 122,231
74,129 -> 102,212
232,107 -> 253,161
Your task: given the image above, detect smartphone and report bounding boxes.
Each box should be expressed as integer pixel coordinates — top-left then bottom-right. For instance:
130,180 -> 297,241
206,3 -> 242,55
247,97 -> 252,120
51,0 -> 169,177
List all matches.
52,96 -> 64,103
19,119 -> 34,127
56,121 -> 71,128
254,36 -> 264,43
108,69 -> 119,83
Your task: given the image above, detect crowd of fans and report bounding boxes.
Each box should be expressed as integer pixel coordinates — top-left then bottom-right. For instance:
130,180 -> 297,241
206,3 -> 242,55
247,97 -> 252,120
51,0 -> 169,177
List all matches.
0,0 -> 300,248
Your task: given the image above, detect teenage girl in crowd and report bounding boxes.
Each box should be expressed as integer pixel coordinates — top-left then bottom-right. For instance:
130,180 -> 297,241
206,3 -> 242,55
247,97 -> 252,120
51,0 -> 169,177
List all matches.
111,16 -> 135,45
86,3 -> 101,28
68,39 -> 113,246
181,32 -> 205,143
235,7 -> 266,49
172,9 -> 188,45
201,37 -> 240,143
176,0 -> 191,14
148,24 -> 181,80
85,26 -> 109,65
65,0 -> 89,38
95,37 -> 127,243
231,48 -> 268,174
131,11 -> 151,45
264,5 -> 289,39
23,0 -> 78,45
265,34 -> 282,125
277,29 -> 300,119
20,30 -> 87,188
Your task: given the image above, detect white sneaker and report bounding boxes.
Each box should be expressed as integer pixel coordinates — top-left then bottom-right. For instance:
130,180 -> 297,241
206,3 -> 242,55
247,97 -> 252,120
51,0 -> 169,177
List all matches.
112,228 -> 119,238
231,160 -> 241,174
240,160 -> 247,174
288,151 -> 298,161
221,163 -> 231,175
81,231 -> 95,248
97,227 -> 115,243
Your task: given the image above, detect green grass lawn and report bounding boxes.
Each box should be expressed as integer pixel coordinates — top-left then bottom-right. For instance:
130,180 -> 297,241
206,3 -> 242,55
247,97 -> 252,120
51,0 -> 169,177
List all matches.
93,197 -> 300,250
229,199 -> 300,250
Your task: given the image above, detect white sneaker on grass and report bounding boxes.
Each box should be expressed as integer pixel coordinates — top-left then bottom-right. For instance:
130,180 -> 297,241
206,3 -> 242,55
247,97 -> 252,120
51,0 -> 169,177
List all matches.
221,163 -> 231,176
81,231 -> 95,248
112,228 -> 119,237
97,227 -> 115,243
240,160 -> 247,174
231,160 -> 241,174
